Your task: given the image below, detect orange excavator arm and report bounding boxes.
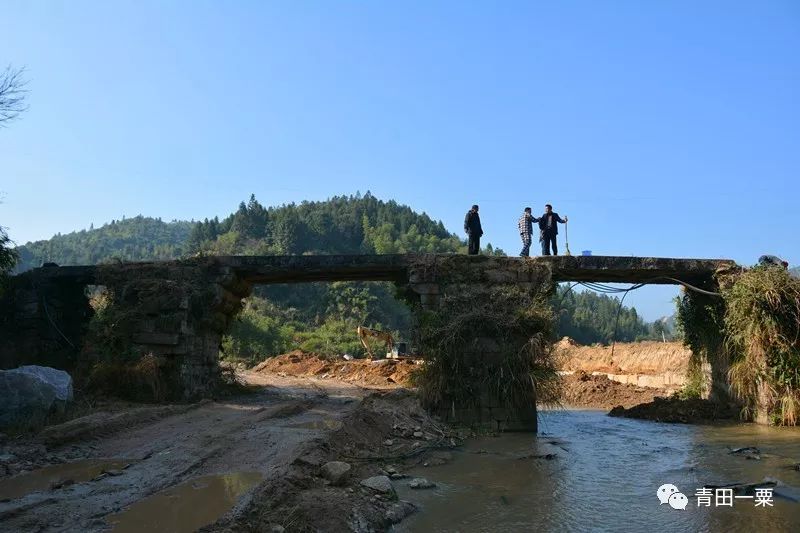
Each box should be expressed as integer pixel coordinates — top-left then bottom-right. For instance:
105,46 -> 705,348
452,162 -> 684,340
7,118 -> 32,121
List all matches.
356,326 -> 394,359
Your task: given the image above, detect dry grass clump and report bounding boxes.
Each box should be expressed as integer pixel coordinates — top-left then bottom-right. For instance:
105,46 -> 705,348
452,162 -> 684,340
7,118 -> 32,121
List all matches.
723,266 -> 800,425
411,285 -> 560,416
80,287 -> 180,401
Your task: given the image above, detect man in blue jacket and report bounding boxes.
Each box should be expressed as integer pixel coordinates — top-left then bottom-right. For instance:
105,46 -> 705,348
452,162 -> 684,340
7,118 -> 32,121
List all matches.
464,204 -> 483,255
538,204 -> 567,256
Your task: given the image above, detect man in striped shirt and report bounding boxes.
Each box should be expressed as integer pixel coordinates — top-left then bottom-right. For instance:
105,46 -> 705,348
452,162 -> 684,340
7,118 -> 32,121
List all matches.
518,207 -> 539,257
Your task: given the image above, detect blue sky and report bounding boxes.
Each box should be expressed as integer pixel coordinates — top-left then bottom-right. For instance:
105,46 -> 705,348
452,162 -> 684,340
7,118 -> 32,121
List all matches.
1,0 -> 798,319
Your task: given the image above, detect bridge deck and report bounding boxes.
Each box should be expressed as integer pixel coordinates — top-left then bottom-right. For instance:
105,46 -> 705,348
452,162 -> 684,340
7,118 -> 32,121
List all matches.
24,254 -> 736,286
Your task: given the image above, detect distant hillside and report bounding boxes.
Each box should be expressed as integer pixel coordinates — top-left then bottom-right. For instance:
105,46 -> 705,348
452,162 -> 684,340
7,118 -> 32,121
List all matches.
791,266 -> 799,278
15,216 -> 193,273
187,193 -> 464,256
553,285 -> 665,345
14,193 -> 471,273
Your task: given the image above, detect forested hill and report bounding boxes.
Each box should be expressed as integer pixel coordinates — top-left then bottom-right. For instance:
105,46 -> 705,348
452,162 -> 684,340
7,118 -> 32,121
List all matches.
14,193 -> 468,272
15,216 -> 194,273
188,193 -> 465,256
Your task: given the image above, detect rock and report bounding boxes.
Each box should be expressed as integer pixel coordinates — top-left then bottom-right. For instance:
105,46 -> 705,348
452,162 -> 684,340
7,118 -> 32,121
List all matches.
383,439 -> 394,446
432,451 -> 452,462
9,366 -> 73,402
0,370 -> 58,428
360,475 -> 394,494
270,525 -> 286,532
385,501 -> 417,524
413,431 -> 424,438
390,473 -> 408,480
384,465 -> 398,474
409,478 -> 436,489
320,461 -> 352,486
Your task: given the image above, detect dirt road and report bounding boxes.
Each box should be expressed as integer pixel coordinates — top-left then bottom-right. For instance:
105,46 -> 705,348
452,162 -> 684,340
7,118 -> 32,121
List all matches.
0,372 -> 406,532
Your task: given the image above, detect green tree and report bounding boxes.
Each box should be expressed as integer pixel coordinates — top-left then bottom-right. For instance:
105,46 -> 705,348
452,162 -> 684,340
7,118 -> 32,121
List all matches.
0,225 -> 17,295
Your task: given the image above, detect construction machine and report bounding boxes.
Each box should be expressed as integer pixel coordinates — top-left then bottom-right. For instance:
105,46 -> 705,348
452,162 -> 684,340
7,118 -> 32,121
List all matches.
356,326 -> 410,359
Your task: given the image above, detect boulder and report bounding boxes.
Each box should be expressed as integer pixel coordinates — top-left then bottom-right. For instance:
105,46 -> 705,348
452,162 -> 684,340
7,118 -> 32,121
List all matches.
9,366 -> 73,402
408,477 -> 436,489
385,501 -> 417,523
0,371 -> 58,428
360,475 -> 394,494
320,461 -> 351,486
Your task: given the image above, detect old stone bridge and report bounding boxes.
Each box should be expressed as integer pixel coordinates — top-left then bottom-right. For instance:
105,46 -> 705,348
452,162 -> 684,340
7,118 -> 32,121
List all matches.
1,254 -> 735,431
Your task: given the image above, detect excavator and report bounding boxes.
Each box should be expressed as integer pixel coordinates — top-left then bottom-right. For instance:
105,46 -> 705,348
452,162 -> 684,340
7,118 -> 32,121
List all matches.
356,326 -> 409,359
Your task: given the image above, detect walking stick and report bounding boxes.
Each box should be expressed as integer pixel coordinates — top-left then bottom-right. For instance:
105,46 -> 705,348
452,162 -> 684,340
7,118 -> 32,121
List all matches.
565,218 -> 571,256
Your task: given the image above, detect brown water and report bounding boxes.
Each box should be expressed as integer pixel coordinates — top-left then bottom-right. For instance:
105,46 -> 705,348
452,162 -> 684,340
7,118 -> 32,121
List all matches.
396,410 -> 800,532
106,471 -> 262,533
0,459 -> 129,500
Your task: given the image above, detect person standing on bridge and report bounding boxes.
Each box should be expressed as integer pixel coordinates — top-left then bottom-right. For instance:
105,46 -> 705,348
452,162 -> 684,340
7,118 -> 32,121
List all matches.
538,204 -> 567,256
464,204 -> 483,255
518,207 -> 539,257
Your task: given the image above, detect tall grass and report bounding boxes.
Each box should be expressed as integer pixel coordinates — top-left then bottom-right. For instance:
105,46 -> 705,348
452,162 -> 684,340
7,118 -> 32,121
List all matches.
411,285 -> 560,417
723,266 -> 800,425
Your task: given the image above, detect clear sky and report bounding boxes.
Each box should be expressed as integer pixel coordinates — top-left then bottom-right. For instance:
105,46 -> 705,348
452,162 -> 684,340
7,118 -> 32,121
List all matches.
1,0 -> 798,319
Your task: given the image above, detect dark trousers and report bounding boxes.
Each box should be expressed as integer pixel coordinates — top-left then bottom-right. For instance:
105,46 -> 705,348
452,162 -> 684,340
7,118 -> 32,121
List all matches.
541,232 -> 558,256
520,234 -> 531,257
468,234 -> 480,255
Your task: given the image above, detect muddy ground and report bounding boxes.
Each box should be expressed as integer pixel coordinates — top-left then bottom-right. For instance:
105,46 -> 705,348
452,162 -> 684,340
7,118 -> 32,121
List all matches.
559,371 -> 669,410
0,368 -> 457,532
609,396 -> 740,423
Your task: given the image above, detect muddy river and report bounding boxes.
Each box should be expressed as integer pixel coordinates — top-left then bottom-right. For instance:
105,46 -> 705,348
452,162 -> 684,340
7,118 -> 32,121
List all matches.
396,410 -> 800,532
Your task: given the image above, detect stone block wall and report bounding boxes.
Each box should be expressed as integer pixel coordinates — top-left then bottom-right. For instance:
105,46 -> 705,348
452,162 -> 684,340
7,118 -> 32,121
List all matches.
0,271 -> 90,370
406,255 -> 556,433
95,258 -> 253,399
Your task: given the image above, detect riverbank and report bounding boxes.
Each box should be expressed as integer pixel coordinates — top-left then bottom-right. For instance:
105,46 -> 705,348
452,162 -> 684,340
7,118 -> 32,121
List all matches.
0,343 -> 714,531
0,370 -> 452,532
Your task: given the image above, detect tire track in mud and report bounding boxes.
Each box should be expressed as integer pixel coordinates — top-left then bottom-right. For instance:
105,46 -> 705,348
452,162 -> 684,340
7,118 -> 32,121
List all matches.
0,376 -> 365,533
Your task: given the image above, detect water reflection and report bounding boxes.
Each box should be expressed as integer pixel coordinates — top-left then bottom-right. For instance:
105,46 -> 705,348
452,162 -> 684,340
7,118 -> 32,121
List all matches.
0,459 -> 129,501
396,411 -> 800,532
106,471 -> 263,533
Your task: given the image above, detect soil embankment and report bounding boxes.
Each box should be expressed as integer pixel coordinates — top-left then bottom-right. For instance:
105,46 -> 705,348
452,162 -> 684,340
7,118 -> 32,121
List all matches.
555,338 -> 692,409
252,349 -> 418,387
609,397 -> 739,423
559,371 -> 668,410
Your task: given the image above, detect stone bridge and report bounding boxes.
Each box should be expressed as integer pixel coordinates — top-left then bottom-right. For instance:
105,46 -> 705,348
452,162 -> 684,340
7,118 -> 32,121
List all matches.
0,254 -> 736,431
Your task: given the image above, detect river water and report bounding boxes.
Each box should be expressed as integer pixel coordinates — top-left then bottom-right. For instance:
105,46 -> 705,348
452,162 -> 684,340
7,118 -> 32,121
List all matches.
396,410 -> 800,532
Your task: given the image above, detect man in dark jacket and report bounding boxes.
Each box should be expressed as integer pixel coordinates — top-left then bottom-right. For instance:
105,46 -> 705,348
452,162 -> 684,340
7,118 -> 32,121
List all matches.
538,204 -> 567,256
464,204 -> 483,255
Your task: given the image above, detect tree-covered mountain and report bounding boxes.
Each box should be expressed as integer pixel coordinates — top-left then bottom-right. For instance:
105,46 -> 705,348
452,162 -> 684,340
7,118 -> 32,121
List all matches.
14,193 -> 470,272
553,285 -> 662,345
15,216 -> 194,273
187,193 -> 465,256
